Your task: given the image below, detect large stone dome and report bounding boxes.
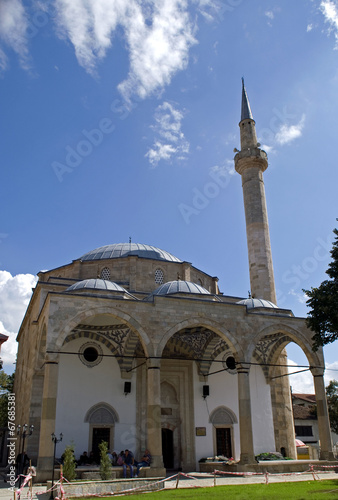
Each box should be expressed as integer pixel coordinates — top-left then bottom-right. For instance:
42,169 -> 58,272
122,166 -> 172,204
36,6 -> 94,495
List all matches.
80,243 -> 182,263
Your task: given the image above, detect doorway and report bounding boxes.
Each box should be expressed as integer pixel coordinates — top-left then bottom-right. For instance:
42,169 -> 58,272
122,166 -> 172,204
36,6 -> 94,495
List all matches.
92,427 -> 110,463
162,428 -> 174,468
216,428 -> 232,458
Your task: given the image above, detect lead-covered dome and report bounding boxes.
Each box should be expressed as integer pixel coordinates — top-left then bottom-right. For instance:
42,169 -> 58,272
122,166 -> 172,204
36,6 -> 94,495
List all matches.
66,279 -> 127,292
237,298 -> 278,309
80,243 -> 181,263
152,280 -> 211,296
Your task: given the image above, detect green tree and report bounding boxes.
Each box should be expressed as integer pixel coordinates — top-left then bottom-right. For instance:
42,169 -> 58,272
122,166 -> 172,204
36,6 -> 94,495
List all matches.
304,222 -> 338,350
0,371 -> 15,427
326,380 -> 338,434
62,443 -> 76,481
99,441 -> 112,480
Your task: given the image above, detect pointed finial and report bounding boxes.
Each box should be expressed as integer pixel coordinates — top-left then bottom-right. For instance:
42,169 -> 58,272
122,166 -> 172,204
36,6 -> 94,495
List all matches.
241,78 -> 253,121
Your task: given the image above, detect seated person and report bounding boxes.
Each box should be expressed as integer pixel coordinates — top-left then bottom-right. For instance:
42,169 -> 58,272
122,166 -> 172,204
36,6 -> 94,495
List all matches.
117,451 -> 125,466
135,449 -> 152,477
79,451 -> 89,465
111,451 -> 118,466
122,449 -> 134,478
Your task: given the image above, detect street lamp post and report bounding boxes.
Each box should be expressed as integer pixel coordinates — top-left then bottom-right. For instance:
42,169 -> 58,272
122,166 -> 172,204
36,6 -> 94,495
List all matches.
16,424 -> 34,487
50,433 -> 63,500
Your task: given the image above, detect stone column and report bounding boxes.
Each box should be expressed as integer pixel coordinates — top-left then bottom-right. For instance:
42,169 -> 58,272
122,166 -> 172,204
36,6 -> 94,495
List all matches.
147,359 -> 165,470
270,349 -> 297,459
36,357 -> 59,481
311,368 -> 334,460
237,364 -> 255,464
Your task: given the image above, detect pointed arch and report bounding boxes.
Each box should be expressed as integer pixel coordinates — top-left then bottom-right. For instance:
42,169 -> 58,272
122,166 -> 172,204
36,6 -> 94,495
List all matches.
84,402 -> 119,424
209,406 -> 238,425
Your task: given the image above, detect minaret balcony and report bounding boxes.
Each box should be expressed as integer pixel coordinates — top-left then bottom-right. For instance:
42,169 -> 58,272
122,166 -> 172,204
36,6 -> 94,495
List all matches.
234,147 -> 268,175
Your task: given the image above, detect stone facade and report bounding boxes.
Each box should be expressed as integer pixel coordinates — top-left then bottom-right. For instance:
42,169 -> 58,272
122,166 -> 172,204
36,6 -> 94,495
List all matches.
13,84 -> 334,482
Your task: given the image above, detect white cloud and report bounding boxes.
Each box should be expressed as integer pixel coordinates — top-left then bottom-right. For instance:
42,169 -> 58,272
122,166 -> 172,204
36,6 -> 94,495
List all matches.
0,271 -> 37,373
320,0 -> 338,46
325,360 -> 338,385
307,23 -> 313,32
54,0 -> 197,101
145,101 -> 189,166
0,0 -> 30,72
275,114 -> 306,145
261,144 -> 275,154
211,160 -> 236,177
265,11 -> 274,20
288,358 -> 338,394
288,359 -> 314,393
288,289 -> 308,304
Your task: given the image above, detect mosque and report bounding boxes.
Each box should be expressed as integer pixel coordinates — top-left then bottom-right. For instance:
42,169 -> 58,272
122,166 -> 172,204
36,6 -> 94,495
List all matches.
14,81 -> 334,481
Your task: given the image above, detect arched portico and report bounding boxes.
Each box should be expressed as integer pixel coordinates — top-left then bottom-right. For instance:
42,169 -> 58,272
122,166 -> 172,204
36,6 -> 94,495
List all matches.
144,320 -> 249,469
37,308 -> 152,481
248,323 -> 334,461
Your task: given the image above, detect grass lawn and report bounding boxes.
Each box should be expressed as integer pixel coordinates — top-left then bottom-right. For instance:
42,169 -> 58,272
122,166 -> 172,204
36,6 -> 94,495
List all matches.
81,480 -> 338,499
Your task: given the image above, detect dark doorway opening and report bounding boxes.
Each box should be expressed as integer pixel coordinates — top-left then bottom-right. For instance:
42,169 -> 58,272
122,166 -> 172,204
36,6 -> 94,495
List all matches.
92,427 -> 110,463
216,428 -> 232,458
162,428 -> 174,469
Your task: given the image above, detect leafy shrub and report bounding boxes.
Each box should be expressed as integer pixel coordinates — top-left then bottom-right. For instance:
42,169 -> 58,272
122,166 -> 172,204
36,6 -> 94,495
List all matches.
99,441 -> 112,480
63,443 -> 76,481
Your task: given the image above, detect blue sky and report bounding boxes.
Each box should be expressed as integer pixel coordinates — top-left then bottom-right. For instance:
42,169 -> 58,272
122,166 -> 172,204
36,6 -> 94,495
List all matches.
0,0 -> 337,391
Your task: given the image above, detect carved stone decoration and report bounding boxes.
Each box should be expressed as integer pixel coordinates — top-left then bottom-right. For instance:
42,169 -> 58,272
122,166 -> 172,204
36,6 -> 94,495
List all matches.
209,405 -> 238,425
253,333 -> 291,380
84,402 -> 119,424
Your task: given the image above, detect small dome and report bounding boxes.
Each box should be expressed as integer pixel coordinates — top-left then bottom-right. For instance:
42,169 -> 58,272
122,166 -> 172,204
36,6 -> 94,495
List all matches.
152,280 -> 211,296
237,298 -> 278,309
80,243 -> 181,263
66,279 -> 127,293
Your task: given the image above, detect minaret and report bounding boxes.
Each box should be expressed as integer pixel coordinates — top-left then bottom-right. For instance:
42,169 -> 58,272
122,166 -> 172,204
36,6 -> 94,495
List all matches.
234,79 -> 277,304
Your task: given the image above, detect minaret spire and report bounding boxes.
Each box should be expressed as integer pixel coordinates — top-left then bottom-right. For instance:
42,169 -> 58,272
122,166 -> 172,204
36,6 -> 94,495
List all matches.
234,79 -> 276,304
241,78 -> 253,121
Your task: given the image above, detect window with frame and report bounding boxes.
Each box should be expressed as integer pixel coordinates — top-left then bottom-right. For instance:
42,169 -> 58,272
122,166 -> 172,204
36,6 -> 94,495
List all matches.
295,425 -> 313,436
154,268 -> 164,284
101,267 -> 110,280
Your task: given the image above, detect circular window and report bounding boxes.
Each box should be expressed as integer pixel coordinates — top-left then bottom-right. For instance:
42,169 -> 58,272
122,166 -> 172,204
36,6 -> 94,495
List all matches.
154,268 -> 164,285
83,346 -> 99,362
101,267 -> 110,280
79,342 -> 103,367
222,352 -> 237,375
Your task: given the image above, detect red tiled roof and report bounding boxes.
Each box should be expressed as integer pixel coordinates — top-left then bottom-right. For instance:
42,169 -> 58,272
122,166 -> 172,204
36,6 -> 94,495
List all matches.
292,393 -> 316,404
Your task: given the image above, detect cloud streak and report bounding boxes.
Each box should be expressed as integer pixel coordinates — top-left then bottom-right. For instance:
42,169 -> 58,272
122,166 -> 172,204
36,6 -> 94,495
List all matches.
54,0 -> 197,101
145,101 -> 189,166
0,0 -> 198,101
320,0 -> 338,46
0,0 -> 30,72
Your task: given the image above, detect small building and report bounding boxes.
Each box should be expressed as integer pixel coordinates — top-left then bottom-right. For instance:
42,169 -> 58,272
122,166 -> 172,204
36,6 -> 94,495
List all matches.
293,393 -> 338,459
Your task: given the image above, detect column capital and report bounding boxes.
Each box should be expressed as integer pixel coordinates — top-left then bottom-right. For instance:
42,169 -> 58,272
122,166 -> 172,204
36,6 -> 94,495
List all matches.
147,358 -> 161,370
236,362 -> 251,374
310,367 -> 325,377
